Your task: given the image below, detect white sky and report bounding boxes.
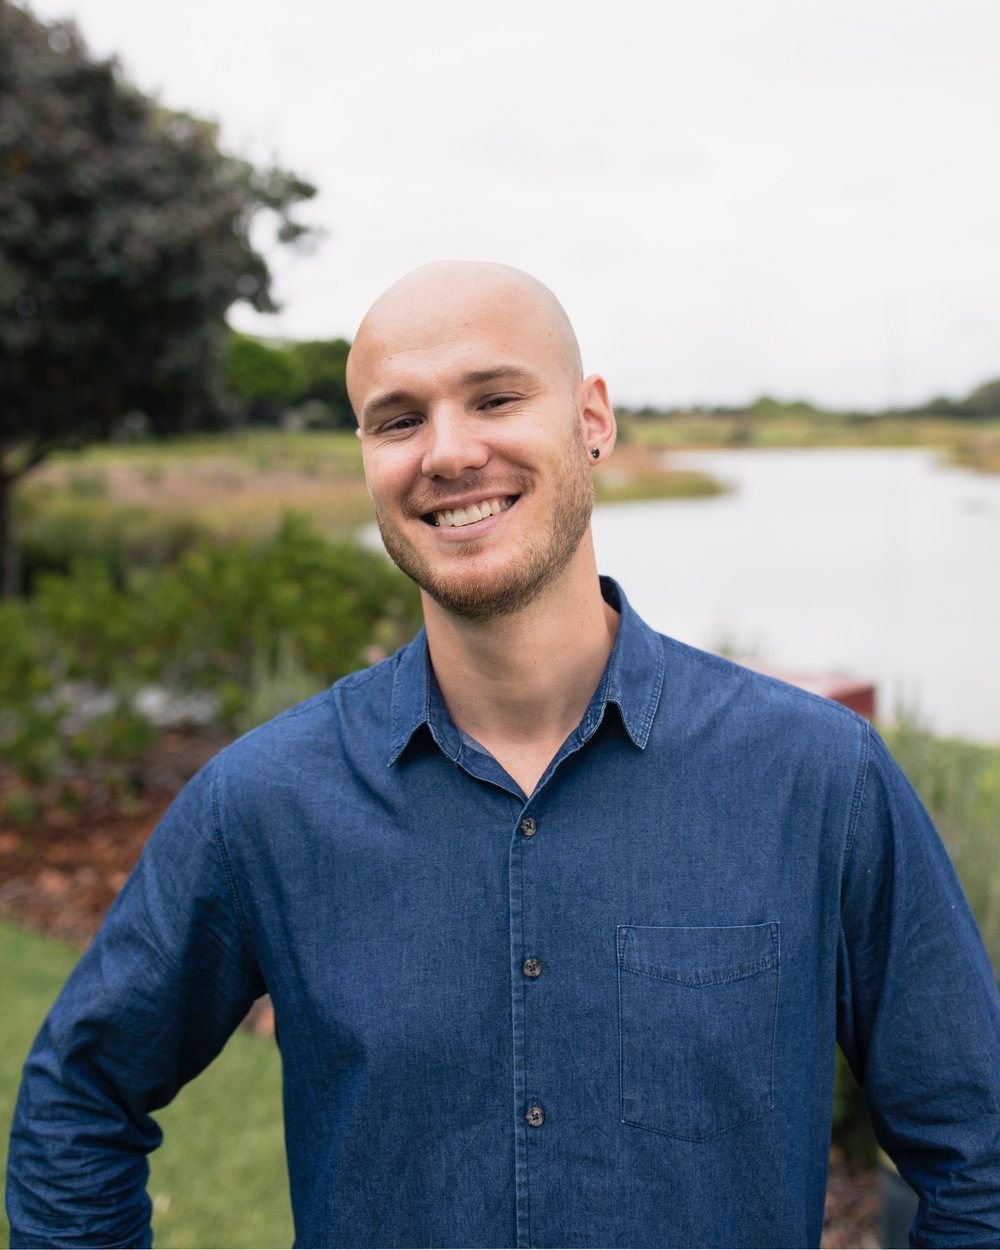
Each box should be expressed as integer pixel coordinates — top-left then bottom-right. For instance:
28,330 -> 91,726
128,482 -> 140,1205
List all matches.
27,0 -> 1000,409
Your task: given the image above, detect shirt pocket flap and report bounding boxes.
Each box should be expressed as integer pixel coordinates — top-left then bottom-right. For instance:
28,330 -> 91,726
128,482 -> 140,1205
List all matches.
618,922 -> 779,987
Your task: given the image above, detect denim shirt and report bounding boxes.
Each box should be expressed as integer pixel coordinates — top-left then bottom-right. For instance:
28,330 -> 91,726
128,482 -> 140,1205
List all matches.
7,576 -> 1000,1249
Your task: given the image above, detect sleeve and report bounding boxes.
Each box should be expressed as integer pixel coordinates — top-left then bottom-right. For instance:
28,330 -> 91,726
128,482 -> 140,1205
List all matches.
836,721 -> 1000,1249
5,753 -> 267,1249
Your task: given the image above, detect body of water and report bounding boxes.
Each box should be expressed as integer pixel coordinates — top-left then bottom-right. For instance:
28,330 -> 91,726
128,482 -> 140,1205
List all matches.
594,447 -> 1000,742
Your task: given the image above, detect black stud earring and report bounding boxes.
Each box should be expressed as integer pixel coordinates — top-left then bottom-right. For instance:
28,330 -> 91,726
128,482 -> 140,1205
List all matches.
590,447 -> 600,459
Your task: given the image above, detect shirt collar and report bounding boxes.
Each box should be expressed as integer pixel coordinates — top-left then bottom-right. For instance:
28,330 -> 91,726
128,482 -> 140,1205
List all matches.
387,575 -> 664,768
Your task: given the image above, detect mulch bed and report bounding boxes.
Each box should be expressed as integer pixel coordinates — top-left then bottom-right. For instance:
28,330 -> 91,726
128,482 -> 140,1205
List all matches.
0,731 -> 880,1247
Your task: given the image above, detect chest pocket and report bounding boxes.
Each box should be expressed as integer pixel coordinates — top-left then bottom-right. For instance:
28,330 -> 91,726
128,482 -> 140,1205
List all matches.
616,922 -> 780,1142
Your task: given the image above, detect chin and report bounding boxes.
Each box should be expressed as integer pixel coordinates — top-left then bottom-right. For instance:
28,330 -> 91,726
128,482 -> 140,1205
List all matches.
416,539 -> 580,621
423,572 -> 550,622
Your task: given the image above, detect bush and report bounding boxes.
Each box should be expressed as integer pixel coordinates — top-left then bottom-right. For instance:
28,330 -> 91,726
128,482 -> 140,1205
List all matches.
880,709 -> 1000,972
0,514 -> 422,794
830,708 -> 1000,1161
15,483 -> 211,592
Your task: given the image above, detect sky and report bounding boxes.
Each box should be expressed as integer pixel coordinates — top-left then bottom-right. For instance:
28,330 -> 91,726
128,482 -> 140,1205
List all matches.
27,0 -> 1000,410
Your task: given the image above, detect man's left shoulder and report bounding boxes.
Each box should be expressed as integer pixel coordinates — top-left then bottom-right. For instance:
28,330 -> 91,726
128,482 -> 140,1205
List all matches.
654,632 -> 868,769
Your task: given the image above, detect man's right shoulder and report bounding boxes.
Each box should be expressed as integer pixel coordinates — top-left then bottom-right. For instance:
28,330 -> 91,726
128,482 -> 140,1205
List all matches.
205,643 -> 408,790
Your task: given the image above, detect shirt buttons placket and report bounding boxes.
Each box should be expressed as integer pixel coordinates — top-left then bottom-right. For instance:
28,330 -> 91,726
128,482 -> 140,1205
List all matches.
513,811 -> 542,1246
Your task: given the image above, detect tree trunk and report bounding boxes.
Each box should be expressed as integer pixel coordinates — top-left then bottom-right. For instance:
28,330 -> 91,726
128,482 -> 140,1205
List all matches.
0,470 -> 22,600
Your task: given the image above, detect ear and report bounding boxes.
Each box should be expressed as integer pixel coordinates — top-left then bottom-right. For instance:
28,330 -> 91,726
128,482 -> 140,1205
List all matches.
577,374 -> 616,461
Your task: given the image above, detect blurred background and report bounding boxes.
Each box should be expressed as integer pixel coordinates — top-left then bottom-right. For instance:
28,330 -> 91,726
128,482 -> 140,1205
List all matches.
1,2 -> 997,1246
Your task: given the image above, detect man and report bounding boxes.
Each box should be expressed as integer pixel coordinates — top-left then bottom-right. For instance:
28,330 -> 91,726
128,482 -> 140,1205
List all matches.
7,261 -> 1000,1249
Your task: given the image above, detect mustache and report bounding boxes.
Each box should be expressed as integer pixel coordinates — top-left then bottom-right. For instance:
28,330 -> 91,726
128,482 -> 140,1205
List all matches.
409,472 -> 532,515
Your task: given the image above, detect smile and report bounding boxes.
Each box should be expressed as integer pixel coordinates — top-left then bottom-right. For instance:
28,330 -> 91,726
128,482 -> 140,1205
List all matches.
422,495 -> 519,528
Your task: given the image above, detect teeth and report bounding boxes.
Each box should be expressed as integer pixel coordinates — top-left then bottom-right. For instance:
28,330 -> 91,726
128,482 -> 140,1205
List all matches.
432,496 -> 514,528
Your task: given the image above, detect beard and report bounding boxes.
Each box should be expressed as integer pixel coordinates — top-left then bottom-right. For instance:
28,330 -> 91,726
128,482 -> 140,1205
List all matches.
372,422 -> 595,622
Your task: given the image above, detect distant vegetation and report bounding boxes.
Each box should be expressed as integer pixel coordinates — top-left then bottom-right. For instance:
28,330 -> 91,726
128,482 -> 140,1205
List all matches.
224,334 -> 352,429
614,380 -> 1000,473
620,372 -> 1000,425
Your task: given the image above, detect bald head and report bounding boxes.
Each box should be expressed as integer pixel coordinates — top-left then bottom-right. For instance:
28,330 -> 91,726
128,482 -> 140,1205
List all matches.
346,261 -> 583,423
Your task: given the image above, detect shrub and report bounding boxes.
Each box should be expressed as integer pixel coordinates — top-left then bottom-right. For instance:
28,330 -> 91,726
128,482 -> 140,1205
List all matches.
881,709 -> 1000,972
831,708 -> 1000,1161
0,515 -> 421,795
15,483 -> 210,592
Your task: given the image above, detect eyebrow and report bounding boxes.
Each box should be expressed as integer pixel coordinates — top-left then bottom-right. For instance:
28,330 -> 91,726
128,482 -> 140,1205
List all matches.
360,365 -> 539,429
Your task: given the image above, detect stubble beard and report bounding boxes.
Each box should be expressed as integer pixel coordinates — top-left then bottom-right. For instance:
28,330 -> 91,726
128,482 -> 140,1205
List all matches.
373,427 -> 595,622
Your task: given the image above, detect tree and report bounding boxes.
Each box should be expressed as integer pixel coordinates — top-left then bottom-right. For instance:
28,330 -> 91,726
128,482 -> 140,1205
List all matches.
962,378 -> 1000,417
288,338 -> 353,427
0,1 -> 317,596
224,332 -> 301,425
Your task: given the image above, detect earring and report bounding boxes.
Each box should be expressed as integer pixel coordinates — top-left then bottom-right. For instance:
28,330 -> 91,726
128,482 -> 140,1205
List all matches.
590,447 -> 600,459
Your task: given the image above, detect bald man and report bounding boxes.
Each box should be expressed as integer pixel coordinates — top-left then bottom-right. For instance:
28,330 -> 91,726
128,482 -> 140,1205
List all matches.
345,261 -> 619,796
8,262 -> 1000,1250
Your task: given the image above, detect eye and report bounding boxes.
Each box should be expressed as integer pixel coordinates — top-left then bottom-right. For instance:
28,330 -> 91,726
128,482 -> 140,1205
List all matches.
382,415 -> 420,433
481,395 -> 516,410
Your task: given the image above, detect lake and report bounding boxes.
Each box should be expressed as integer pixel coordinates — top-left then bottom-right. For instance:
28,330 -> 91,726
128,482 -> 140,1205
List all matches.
594,447 -> 1000,742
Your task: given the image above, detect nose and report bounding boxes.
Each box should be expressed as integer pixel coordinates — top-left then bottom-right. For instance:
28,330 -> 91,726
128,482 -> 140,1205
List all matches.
420,405 -> 490,480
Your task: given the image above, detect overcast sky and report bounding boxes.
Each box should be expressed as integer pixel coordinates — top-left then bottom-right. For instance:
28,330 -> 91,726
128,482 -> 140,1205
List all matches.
27,0 -> 1000,409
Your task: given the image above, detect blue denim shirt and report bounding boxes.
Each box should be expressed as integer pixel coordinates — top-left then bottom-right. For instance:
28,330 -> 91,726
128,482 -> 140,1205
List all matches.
7,576 -> 1000,1249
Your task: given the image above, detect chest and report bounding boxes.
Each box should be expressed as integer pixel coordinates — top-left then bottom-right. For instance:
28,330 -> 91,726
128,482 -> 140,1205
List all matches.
246,739 -> 843,992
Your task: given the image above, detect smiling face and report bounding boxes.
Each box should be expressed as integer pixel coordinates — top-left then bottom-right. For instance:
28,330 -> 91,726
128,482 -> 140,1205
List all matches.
348,262 -> 614,622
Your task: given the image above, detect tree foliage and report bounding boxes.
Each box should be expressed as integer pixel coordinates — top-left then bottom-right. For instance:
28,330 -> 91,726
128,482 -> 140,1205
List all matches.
0,0 -> 317,593
224,333 -> 301,424
224,332 -> 353,428
961,378 -> 1000,417
290,338 -> 352,424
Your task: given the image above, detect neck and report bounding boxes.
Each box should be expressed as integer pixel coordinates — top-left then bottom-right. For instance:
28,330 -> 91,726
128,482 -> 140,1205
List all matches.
422,539 -> 620,751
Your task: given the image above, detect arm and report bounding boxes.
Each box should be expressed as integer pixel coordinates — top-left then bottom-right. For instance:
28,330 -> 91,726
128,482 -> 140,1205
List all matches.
5,754 -> 266,1249
836,722 -> 1000,1249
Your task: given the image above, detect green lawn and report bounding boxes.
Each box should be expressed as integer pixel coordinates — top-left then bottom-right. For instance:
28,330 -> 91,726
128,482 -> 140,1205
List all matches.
0,918 -> 292,1248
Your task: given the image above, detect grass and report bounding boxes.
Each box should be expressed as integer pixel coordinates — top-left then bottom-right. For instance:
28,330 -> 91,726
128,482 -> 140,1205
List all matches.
593,443 -> 724,503
880,713 -> 1000,972
32,431 -> 376,542
949,432 -> 1000,474
626,411 -> 1000,464
0,918 -> 292,1249
27,429 -> 726,544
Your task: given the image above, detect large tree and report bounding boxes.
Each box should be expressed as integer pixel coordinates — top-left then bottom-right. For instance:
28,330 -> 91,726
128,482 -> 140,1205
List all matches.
0,1 -> 316,595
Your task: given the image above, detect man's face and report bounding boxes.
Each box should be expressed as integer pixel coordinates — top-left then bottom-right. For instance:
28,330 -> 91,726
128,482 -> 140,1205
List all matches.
352,299 -> 596,621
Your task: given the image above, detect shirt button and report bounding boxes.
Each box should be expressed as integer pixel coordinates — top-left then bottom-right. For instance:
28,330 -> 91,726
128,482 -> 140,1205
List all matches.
520,817 -> 537,837
525,1105 -> 545,1127
522,958 -> 542,978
